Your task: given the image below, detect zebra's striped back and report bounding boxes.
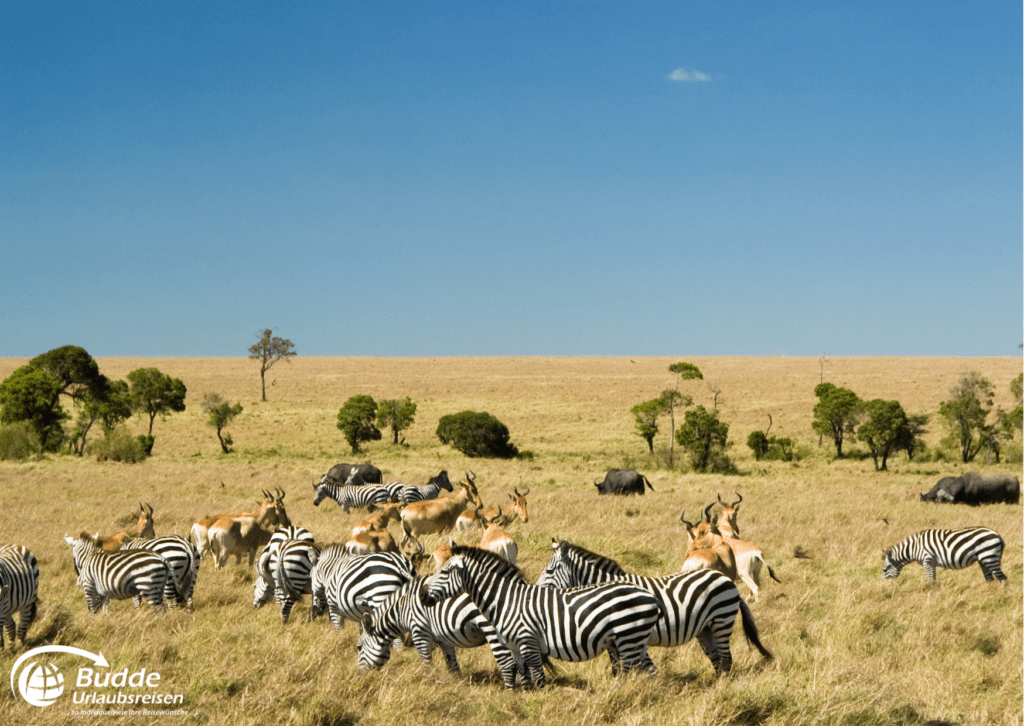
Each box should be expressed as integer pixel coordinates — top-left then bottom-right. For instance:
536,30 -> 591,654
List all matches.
274,539 -> 319,623
0,545 -> 39,648
313,481 -> 391,513
400,471 -> 453,504
126,536 -> 200,608
536,539 -> 771,672
883,528 -> 1007,583
423,545 -> 661,688
312,550 -> 414,631
67,534 -> 176,613
357,575 -> 517,685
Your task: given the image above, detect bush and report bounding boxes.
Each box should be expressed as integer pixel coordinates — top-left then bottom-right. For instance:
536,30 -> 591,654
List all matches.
89,426 -> 149,463
436,411 -> 520,459
0,422 -> 41,460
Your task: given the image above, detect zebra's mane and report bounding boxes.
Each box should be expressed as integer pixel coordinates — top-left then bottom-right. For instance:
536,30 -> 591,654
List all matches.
449,544 -> 527,583
561,541 -> 628,576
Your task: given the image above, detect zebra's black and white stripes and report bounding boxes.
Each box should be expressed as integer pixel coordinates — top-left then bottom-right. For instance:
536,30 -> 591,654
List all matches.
310,547 -> 415,630
397,470 -> 453,504
422,545 -> 662,688
536,539 -> 772,672
65,533 -> 179,613
882,528 -> 1007,583
313,481 -> 391,513
0,545 -> 39,648
126,535 -> 200,608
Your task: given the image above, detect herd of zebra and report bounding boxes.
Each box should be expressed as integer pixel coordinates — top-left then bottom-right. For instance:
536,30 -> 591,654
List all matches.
0,466 -> 1012,689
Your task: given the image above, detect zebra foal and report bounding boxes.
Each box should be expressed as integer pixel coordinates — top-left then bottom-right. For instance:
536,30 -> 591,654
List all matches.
882,527 -> 1007,584
0,545 -> 39,648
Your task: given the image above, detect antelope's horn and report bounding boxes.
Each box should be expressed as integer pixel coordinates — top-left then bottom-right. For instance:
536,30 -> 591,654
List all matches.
703,502 -> 715,522
679,511 -> 695,528
731,492 -> 743,508
146,503 -> 153,516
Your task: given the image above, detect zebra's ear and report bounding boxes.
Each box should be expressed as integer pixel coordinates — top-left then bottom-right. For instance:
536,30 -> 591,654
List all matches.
64,535 -> 75,546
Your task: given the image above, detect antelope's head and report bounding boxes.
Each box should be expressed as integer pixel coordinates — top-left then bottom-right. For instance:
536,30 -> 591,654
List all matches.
509,486 -> 530,524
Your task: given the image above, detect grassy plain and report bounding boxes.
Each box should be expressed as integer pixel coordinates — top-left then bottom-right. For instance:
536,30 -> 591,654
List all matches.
0,356 -> 1020,726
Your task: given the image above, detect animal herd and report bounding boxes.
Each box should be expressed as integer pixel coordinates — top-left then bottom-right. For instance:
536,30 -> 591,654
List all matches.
0,464 -> 1014,692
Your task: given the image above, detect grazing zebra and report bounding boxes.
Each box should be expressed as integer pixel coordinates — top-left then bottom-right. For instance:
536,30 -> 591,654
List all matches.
536,539 -> 772,673
0,545 -> 39,648
422,545 -> 662,688
882,528 -> 1007,584
64,533 -> 179,613
126,536 -> 200,608
275,539 -> 319,623
310,548 -> 415,631
253,527 -> 317,616
313,480 -> 391,513
357,575 -> 518,687
398,470 -> 453,504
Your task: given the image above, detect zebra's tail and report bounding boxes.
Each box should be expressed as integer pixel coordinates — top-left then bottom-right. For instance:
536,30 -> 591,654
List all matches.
737,599 -> 773,661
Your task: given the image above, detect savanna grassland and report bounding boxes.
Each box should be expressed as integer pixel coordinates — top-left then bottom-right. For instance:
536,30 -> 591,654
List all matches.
0,356 -> 1020,726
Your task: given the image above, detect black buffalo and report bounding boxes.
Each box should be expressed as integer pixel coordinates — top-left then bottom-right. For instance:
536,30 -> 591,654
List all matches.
920,472 -> 1020,505
322,462 -> 382,485
594,469 -> 654,496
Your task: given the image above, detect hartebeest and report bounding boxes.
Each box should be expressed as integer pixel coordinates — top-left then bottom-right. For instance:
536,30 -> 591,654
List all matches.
713,493 -> 780,600
400,473 -> 482,549
352,503 -> 404,536
191,490 -> 278,559
207,489 -> 291,568
455,486 -> 530,533
478,508 -> 518,565
345,528 -> 400,556
95,504 -> 155,551
680,505 -> 738,582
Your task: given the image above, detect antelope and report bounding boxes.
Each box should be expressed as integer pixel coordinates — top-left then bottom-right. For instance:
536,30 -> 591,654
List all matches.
455,486 -> 530,533
400,473 -> 482,549
208,489 -> 291,568
345,528 -> 400,556
679,505 -> 738,582
190,490 -> 278,559
478,508 -> 518,565
352,503 -> 404,536
95,504 -> 155,551
714,493 -> 780,601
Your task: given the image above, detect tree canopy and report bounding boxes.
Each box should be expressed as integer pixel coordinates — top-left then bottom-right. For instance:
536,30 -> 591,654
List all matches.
376,397 -> 417,445
857,398 -> 911,471
938,371 -> 994,463
812,382 -> 861,458
203,393 -> 243,454
127,368 -> 187,446
248,329 -> 297,402
675,404 -> 732,472
337,395 -> 381,454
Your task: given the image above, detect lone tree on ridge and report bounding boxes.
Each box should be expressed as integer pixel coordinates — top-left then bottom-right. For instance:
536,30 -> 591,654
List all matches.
248,329 -> 297,402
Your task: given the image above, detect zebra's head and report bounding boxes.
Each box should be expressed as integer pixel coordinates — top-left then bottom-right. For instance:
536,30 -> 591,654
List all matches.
881,550 -> 902,579
536,539 -> 574,588
312,481 -> 333,508
356,611 -> 395,669
421,554 -> 466,607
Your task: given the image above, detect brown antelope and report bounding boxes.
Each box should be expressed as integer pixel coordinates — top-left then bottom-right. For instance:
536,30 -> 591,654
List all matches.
352,503 -> 404,536
190,491 -> 273,559
455,486 -> 530,533
679,505 -> 738,582
400,473 -> 482,549
207,489 -> 290,568
95,504 -> 155,551
478,508 -> 518,564
345,528 -> 400,556
714,493 -> 780,601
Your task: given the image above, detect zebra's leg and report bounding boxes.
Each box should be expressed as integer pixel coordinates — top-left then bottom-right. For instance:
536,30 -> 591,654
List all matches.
410,628 -> 435,665
519,636 -> 546,688
922,555 -> 937,582
3,614 -> 15,647
439,644 -> 460,673
613,637 -> 657,676
280,597 -> 295,624
695,628 -> 722,671
19,601 -> 37,643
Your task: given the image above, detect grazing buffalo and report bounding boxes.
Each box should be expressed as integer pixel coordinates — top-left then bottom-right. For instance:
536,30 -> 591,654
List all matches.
594,469 -> 654,496
322,463 -> 382,485
920,472 -> 1020,505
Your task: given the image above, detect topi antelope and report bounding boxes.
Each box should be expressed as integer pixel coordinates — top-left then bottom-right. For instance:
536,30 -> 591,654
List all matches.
95,504 -> 155,551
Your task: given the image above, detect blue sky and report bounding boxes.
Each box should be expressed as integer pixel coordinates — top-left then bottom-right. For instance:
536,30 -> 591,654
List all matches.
2,2 -> 1020,357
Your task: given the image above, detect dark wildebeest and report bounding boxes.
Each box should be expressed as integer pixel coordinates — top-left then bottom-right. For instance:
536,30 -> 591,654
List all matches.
321,463 -> 382,486
920,472 -> 1020,505
594,469 -> 654,496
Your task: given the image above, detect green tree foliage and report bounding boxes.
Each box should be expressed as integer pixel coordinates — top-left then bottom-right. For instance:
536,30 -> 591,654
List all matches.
69,376 -> 133,456
376,397 -> 417,444
127,368 -> 187,449
898,413 -> 929,461
30,345 -> 105,405
675,404 -> 732,472
857,399 -> 912,471
812,383 -> 861,458
938,371 -> 994,463
0,365 -> 67,451
630,398 -> 664,453
337,395 -> 381,454
203,393 -> 243,454
436,411 -> 519,459
0,422 -> 41,461
666,362 -> 702,465
248,329 -> 297,402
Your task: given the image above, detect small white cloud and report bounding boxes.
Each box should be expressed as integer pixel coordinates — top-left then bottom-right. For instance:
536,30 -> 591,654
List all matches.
667,67 -> 710,82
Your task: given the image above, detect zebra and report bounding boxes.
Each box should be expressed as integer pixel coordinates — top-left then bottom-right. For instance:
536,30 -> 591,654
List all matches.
422,545 -> 663,688
398,470 -> 453,504
64,533 -> 179,613
0,545 -> 39,648
882,528 -> 1007,584
126,535 -> 200,608
310,547 -> 415,631
313,480 -> 391,513
253,526 -> 317,616
536,539 -> 773,673
357,575 -> 519,687
346,472 -> 406,504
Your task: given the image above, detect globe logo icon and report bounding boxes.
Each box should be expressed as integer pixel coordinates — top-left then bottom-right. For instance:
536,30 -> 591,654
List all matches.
18,661 -> 64,707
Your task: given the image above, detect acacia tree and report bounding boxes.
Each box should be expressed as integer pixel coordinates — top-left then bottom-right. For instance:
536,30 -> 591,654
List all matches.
631,398 -> 664,453
938,370 -> 994,463
337,395 -> 381,453
69,376 -> 133,456
248,329 -> 297,402
203,393 -> 243,453
857,399 -> 911,471
376,397 -> 417,444
127,368 -> 187,453
675,404 -> 732,472
666,362 -> 702,466
812,383 -> 861,458
0,366 -> 67,451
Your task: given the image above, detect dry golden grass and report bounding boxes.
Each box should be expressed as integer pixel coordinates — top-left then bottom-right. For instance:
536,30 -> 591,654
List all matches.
0,356 -> 1020,726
